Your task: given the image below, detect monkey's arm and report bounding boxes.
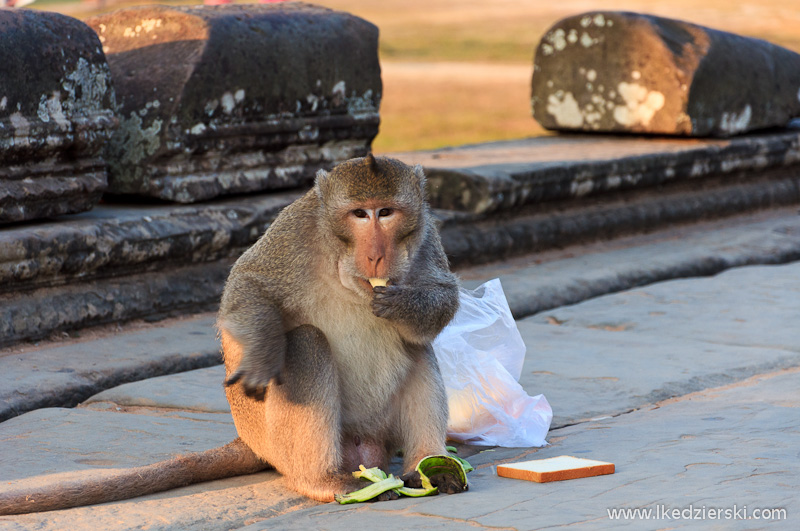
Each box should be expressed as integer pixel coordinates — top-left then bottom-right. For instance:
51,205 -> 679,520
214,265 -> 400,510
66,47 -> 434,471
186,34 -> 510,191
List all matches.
219,271 -> 287,399
371,225 -> 459,344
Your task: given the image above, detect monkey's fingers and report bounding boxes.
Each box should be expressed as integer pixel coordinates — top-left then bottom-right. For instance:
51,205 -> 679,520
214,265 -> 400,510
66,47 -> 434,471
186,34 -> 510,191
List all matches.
224,371 -> 244,387
225,368 -> 283,388
429,473 -> 468,494
370,490 -> 400,502
225,370 -> 279,401
371,286 -> 401,319
400,470 -> 422,488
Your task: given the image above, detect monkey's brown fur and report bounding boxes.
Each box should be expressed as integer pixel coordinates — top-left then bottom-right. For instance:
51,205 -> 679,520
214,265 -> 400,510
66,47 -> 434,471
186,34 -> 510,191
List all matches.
0,155 -> 460,514
220,154 -> 459,500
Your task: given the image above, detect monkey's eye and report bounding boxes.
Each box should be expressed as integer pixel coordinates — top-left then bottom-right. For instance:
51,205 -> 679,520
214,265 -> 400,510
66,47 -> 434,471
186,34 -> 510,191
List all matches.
352,209 -> 368,218
378,208 -> 394,217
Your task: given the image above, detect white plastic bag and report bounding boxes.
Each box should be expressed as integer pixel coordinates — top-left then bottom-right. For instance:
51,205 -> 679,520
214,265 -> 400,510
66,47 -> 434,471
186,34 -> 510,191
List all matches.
433,279 -> 552,447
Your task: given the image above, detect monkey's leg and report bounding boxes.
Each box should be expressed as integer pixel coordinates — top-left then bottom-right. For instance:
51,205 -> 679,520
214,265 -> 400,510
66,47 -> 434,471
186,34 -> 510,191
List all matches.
259,325 -> 362,502
395,345 -> 466,494
395,345 -> 450,470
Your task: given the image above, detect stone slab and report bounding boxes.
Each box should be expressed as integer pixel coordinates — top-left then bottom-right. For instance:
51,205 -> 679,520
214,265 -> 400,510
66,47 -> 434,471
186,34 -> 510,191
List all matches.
439,172 -> 800,266
0,315 -> 220,422
2,260 -> 799,528
394,127 -> 800,213
0,472 -> 313,531
0,192 -> 298,347
86,4 -> 380,202
459,210 -> 800,317
0,191 -> 298,291
346,369 -> 799,530
527,262 -> 800,351
517,322 -> 799,428
0,407 -> 236,481
532,12 -> 800,136
84,365 -> 229,414
4,211 -> 800,422
0,10 -> 116,224
0,407 -> 316,530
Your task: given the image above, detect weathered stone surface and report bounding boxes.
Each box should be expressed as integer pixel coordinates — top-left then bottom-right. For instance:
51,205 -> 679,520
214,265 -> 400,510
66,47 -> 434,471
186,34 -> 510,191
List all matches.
4,211 -> 800,423
0,314 -> 220,422
2,148 -> 800,345
395,127 -> 800,213
528,262 -> 800,354
0,191 -> 297,291
0,10 -> 116,224
531,11 -> 800,136
0,407 -> 237,480
0,191 -> 296,346
459,211 -> 800,319
86,4 -> 381,202
83,366 -> 229,414
3,260 -> 799,529
518,261 -> 800,427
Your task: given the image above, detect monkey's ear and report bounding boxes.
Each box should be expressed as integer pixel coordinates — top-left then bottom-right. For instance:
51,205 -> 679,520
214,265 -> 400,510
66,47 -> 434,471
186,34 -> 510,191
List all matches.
366,152 -> 379,172
314,168 -> 330,200
413,164 -> 427,194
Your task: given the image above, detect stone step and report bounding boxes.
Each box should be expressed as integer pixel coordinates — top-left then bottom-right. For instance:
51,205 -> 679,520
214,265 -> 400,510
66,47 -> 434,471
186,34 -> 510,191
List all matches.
395,125 -> 800,214
2,259 -> 799,529
2,208 -> 798,422
3,131 -> 800,346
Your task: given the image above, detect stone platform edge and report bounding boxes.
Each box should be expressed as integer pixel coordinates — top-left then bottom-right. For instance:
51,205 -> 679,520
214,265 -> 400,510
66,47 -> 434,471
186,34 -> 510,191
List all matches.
2,132 -> 800,345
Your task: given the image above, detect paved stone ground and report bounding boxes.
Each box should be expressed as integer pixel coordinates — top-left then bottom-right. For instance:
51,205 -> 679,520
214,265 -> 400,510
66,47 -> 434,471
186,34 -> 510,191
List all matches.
1,212 -> 798,529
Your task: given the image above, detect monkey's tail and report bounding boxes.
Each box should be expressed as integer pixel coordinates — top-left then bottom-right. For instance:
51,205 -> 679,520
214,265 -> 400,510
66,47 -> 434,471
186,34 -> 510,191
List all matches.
0,438 -> 268,516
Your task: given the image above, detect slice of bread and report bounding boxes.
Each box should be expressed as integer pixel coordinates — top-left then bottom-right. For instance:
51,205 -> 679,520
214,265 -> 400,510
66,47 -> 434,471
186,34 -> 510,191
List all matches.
496,455 -> 615,483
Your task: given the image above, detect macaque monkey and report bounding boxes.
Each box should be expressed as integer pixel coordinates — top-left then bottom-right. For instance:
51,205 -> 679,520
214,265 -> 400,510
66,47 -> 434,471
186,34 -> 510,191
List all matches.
219,153 -> 461,500
0,154 -> 461,515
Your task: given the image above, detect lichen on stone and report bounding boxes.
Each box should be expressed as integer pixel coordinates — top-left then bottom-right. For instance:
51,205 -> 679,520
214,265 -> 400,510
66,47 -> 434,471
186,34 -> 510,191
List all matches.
106,112 -> 163,190
718,105 -> 752,135
613,82 -> 665,127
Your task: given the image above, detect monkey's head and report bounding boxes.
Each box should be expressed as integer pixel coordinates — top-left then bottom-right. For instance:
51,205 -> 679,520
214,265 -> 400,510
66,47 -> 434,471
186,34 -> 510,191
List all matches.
315,154 -> 428,295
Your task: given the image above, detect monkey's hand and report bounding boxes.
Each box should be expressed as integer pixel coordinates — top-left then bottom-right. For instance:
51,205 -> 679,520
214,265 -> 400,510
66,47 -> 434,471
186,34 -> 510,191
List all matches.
224,353 -> 283,401
371,281 -> 458,344
219,290 -> 287,401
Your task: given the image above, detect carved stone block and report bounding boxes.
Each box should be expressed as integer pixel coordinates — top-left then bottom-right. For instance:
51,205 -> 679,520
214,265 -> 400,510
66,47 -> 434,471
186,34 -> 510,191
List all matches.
0,10 -> 116,224
532,12 -> 800,136
87,4 -> 381,202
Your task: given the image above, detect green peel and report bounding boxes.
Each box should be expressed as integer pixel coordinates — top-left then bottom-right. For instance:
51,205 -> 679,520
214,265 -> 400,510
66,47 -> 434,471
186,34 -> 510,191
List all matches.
335,454 -> 472,504
334,474 -> 404,504
416,454 -> 468,490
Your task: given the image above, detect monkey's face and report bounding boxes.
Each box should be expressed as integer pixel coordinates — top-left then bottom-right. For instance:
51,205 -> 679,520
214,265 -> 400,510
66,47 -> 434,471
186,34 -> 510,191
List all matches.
315,155 -> 427,298
334,198 -> 420,296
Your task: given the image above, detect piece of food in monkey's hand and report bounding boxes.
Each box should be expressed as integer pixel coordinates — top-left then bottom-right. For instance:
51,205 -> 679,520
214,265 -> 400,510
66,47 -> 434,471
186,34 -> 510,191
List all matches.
368,277 -> 388,288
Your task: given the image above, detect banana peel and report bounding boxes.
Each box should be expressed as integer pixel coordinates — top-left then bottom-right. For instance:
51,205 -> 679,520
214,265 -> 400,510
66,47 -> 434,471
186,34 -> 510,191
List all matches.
334,473 -> 404,504
416,454 -> 469,490
334,452 -> 471,504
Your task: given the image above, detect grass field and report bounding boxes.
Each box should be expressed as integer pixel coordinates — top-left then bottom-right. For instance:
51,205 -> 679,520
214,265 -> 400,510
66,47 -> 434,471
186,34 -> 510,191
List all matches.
39,0 -> 800,152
